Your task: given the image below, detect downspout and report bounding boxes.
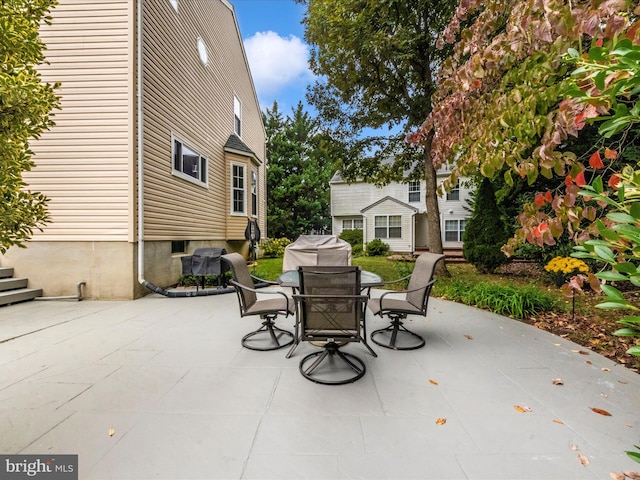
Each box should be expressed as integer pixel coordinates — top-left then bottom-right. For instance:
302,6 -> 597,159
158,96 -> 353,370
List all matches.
134,3 -> 235,297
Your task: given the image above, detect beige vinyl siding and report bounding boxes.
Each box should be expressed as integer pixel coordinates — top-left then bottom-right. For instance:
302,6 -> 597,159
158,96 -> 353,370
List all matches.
142,0 -> 266,241
27,0 -> 133,241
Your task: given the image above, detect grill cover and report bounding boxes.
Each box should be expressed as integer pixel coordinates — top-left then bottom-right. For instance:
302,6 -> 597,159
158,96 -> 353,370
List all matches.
282,235 -> 352,272
181,248 -> 228,276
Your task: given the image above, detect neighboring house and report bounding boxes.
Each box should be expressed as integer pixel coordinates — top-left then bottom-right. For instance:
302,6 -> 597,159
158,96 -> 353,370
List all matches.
330,167 -> 472,253
2,0 -> 266,299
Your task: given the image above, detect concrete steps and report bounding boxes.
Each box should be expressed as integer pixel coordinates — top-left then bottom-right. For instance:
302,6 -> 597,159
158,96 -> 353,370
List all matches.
0,267 -> 42,306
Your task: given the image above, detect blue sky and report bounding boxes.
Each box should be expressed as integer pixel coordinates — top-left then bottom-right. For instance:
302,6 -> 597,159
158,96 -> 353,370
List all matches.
231,0 -> 314,116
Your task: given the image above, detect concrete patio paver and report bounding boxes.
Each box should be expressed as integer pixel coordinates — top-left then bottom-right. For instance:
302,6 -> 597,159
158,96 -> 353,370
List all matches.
0,288 -> 639,479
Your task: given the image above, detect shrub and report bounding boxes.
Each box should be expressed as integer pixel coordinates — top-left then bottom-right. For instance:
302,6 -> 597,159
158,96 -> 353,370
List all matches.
463,177 -> 512,273
261,237 -> 291,258
352,243 -> 363,257
366,238 -> 389,256
339,229 -> 363,247
437,280 -> 558,319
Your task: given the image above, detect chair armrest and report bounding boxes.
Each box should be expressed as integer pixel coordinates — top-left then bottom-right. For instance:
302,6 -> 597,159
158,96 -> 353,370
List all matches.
378,279 -> 436,308
379,274 -> 413,286
249,274 -> 278,286
229,279 -> 290,301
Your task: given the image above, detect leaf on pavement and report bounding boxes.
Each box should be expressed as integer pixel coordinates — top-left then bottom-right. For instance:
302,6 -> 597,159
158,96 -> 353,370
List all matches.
429,379 -> 438,385
514,405 -> 531,413
464,334 -> 473,340
108,425 -> 115,437
552,378 -> 564,385
610,472 -> 625,480
572,349 -> 590,355
578,453 -> 590,466
624,472 -> 640,480
435,418 -> 447,425
591,407 -> 612,416
553,419 -> 564,424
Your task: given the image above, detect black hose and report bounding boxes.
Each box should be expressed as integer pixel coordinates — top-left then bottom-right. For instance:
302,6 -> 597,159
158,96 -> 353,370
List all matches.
142,280 -> 270,297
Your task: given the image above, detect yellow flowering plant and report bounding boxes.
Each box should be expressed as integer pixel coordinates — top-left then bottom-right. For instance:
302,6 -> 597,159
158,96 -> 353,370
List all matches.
544,256 -> 589,287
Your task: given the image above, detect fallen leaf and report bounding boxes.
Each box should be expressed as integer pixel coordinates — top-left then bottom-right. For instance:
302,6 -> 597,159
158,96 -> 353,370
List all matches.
570,443 -> 579,451
429,379 -> 438,385
586,361 -> 593,365
435,418 -> 447,425
552,378 -> 564,385
602,368 -> 611,372
464,335 -> 473,340
571,349 -> 590,355
626,424 -> 633,428
619,380 -> 629,384
610,472 -> 625,480
624,472 -> 640,480
553,419 -> 564,424
514,405 -> 531,413
591,407 -> 612,416
578,453 -> 589,466
108,425 -> 115,437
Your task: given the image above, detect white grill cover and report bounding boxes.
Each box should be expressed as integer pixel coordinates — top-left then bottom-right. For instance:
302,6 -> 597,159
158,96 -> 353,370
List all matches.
282,235 -> 352,271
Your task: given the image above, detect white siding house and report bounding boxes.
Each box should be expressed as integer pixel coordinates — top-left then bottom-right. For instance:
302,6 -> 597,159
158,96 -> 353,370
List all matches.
330,168 -> 472,253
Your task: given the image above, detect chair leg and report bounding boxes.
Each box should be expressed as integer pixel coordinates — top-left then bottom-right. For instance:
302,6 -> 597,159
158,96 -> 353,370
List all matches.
299,342 -> 366,385
370,315 -> 426,350
242,316 -> 294,351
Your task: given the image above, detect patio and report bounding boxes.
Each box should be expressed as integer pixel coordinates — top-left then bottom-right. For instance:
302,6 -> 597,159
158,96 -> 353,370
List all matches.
1,287 -> 639,479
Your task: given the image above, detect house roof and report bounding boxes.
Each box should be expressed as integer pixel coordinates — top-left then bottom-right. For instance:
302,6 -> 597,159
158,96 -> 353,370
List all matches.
360,195 -> 419,214
224,134 -> 261,164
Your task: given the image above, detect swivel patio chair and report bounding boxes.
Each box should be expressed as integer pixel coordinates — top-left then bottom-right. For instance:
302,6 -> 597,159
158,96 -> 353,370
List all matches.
222,253 -> 294,351
368,253 -> 445,350
293,265 -> 370,385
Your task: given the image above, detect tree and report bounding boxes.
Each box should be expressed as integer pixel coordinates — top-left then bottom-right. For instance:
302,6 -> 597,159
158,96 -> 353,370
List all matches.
0,0 -> 60,254
463,177 -> 511,273
264,101 -> 333,240
409,0 -> 636,255
297,0 -> 457,266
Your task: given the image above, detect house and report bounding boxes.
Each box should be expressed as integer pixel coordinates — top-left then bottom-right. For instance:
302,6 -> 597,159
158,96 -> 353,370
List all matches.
330,167 -> 472,253
2,0 -> 266,299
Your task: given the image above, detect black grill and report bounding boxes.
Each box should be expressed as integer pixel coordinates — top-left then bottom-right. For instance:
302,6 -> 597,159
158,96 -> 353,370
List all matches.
181,248 -> 229,289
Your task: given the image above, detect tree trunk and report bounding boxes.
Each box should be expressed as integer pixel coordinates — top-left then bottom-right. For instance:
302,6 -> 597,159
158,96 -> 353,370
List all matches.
423,132 -> 450,276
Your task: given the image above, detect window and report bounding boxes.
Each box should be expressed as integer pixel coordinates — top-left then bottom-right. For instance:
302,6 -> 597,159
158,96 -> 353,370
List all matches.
374,215 -> 401,239
197,37 -> 208,66
172,137 -> 207,185
445,219 -> 467,242
169,0 -> 178,12
171,240 -> 186,254
234,95 -> 242,137
251,168 -> 258,217
447,182 -> 460,201
231,163 -> 246,214
408,181 -> 421,202
342,219 -> 363,230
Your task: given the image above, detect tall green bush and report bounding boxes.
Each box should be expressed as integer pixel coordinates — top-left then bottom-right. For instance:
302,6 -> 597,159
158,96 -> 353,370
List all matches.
463,177 -> 511,273
339,229 -> 363,247
366,238 -> 389,256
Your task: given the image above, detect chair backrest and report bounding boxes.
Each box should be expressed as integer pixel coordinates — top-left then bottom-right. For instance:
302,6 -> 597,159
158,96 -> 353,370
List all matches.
316,248 -> 350,266
296,266 -> 365,342
221,253 -> 256,313
406,253 -> 445,311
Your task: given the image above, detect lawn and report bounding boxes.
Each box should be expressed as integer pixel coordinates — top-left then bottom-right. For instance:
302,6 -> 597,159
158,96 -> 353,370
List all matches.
250,255 -> 639,371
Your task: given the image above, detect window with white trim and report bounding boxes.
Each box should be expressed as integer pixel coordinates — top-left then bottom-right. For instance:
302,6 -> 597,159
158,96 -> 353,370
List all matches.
375,215 -> 401,239
445,219 -> 467,242
169,0 -> 178,12
447,182 -> 460,201
342,218 -> 363,230
172,136 -> 207,186
408,181 -> 420,202
231,163 -> 246,215
251,167 -> 258,217
234,95 -> 242,137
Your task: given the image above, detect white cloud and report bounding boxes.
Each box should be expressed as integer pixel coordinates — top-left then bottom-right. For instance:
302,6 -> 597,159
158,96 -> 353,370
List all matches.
244,31 -> 314,101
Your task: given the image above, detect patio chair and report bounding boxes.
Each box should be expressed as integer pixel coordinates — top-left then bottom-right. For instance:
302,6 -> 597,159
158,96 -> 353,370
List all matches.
293,265 -> 370,385
222,253 -> 294,351
368,253 -> 445,350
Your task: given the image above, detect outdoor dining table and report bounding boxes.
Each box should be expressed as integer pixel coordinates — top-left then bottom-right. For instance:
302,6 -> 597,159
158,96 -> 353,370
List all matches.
277,269 -> 384,290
